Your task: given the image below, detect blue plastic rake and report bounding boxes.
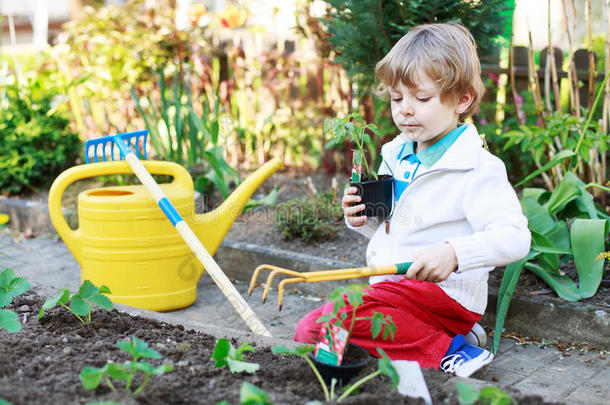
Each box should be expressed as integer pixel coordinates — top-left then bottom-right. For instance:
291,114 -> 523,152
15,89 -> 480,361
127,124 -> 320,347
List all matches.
84,130 -> 148,163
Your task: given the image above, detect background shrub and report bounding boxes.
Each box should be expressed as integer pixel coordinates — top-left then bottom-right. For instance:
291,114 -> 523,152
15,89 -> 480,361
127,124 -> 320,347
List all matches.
275,192 -> 343,243
0,73 -> 81,195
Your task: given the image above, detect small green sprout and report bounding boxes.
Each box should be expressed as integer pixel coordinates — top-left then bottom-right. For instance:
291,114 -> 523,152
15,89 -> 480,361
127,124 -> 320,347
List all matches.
0,268 -> 31,333
456,381 -> 513,405
37,280 -> 113,324
80,336 -> 173,395
272,345 -> 398,402
317,284 -> 396,353
239,381 -> 275,405
211,338 -> 260,374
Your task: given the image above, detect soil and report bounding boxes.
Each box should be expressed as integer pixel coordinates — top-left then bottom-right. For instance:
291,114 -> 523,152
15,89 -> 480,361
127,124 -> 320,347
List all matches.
0,292 -> 558,405
228,170 -> 610,309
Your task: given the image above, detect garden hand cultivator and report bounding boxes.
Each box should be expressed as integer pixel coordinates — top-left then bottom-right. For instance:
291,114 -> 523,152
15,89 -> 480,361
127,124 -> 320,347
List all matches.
84,130 -> 272,337
248,262 -> 413,310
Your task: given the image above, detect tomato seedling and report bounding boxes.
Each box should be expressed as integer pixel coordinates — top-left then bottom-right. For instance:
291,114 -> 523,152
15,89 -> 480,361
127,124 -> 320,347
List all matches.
211,338 -> 260,374
37,280 -> 113,324
272,345 -> 398,402
80,336 -> 173,395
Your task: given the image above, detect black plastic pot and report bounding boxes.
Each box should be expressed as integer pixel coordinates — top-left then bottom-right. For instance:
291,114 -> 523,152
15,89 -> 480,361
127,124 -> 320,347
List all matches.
350,174 -> 393,218
308,344 -> 371,386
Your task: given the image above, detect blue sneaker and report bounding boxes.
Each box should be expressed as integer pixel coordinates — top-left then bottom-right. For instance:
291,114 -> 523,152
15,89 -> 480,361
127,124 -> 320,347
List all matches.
465,322 -> 487,347
440,334 -> 494,377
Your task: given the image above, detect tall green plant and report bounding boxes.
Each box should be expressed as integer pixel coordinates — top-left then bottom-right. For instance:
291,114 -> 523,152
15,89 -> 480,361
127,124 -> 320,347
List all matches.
132,69 -> 240,198
492,172 -> 608,353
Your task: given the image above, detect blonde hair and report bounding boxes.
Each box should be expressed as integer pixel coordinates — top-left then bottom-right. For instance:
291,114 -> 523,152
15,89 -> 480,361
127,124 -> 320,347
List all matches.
375,23 -> 485,119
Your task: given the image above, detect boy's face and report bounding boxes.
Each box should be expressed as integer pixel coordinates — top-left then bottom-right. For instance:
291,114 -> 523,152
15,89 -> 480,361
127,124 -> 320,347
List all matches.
389,75 -> 472,151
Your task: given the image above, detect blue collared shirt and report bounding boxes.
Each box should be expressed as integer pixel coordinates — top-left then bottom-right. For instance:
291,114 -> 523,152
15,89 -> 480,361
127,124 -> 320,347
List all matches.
394,124 -> 467,201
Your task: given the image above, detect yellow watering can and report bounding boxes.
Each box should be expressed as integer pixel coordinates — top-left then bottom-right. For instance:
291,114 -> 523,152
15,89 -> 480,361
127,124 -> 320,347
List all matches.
49,153 -> 282,313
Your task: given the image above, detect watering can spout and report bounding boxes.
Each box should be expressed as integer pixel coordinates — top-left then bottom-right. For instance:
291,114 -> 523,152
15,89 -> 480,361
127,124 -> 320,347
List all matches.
191,158 -> 284,255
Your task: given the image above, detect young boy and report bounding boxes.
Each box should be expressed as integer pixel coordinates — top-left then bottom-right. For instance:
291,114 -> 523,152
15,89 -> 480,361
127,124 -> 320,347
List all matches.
294,23 -> 531,377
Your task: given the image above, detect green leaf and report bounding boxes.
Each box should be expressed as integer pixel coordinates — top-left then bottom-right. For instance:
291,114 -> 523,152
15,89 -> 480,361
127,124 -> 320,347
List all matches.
71,295 -> 91,316
118,337 -> 161,361
105,363 -> 129,380
271,345 -> 314,357
525,263 -> 581,301
0,309 -> 21,333
530,231 -> 559,271
571,219 -> 608,298
516,150 -> 575,187
520,198 -> 556,236
227,358 -> 260,374
0,269 -> 30,308
543,172 -> 582,214
456,381 -> 480,404
88,294 -> 113,310
212,338 -> 231,367
80,367 -> 105,390
98,285 -> 111,295
79,280 -> 99,299
0,397 -> 11,405
376,348 -> 399,388
479,386 -> 513,405
234,342 -> 255,360
240,382 -> 274,405
493,252 -> 538,354
546,221 -> 571,250
370,312 -> 388,339
131,361 -> 155,375
152,364 -> 173,375
38,288 -> 70,320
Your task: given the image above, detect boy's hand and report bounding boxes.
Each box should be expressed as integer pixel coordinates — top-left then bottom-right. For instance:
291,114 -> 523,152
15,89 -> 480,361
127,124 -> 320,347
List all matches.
406,243 -> 458,283
342,186 -> 367,227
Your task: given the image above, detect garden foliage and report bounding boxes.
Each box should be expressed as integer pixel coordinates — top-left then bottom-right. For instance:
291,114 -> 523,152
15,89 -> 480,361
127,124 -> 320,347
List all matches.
132,69 -> 240,198
0,72 -> 81,195
275,191 -> 343,243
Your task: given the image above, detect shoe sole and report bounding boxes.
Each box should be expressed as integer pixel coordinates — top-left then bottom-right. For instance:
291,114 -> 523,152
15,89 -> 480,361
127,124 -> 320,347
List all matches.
455,351 -> 494,378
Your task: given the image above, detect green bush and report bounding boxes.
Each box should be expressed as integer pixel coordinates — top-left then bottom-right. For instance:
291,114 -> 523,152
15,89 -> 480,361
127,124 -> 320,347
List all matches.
319,0 -> 512,91
275,192 -> 343,243
0,74 -> 81,195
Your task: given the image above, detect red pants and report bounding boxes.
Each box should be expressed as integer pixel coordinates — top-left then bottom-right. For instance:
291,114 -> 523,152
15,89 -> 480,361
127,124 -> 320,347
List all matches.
294,279 -> 481,369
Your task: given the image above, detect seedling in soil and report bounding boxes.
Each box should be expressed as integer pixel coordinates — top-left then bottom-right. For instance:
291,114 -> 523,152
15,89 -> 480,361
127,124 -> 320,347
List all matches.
211,338 -> 260,374
317,284 -> 396,354
37,280 -> 113,324
0,268 -> 31,333
324,113 -> 382,181
80,336 -> 173,395
456,381 -> 513,405
272,345 -> 398,402
239,381 -> 275,405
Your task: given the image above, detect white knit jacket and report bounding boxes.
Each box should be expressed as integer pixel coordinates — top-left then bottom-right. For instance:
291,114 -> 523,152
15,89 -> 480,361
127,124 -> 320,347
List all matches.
348,124 -> 531,314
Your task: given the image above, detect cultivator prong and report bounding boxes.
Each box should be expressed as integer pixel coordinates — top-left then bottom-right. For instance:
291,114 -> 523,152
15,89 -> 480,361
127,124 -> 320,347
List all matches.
248,262 -> 414,310
248,264 -> 303,297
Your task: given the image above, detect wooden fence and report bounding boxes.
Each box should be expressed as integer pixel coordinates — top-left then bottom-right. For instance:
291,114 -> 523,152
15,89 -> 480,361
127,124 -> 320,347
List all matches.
481,45 -> 604,109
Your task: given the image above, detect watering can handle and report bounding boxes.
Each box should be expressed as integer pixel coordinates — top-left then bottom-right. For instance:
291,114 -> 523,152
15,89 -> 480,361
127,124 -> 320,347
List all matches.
48,160 -> 192,266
